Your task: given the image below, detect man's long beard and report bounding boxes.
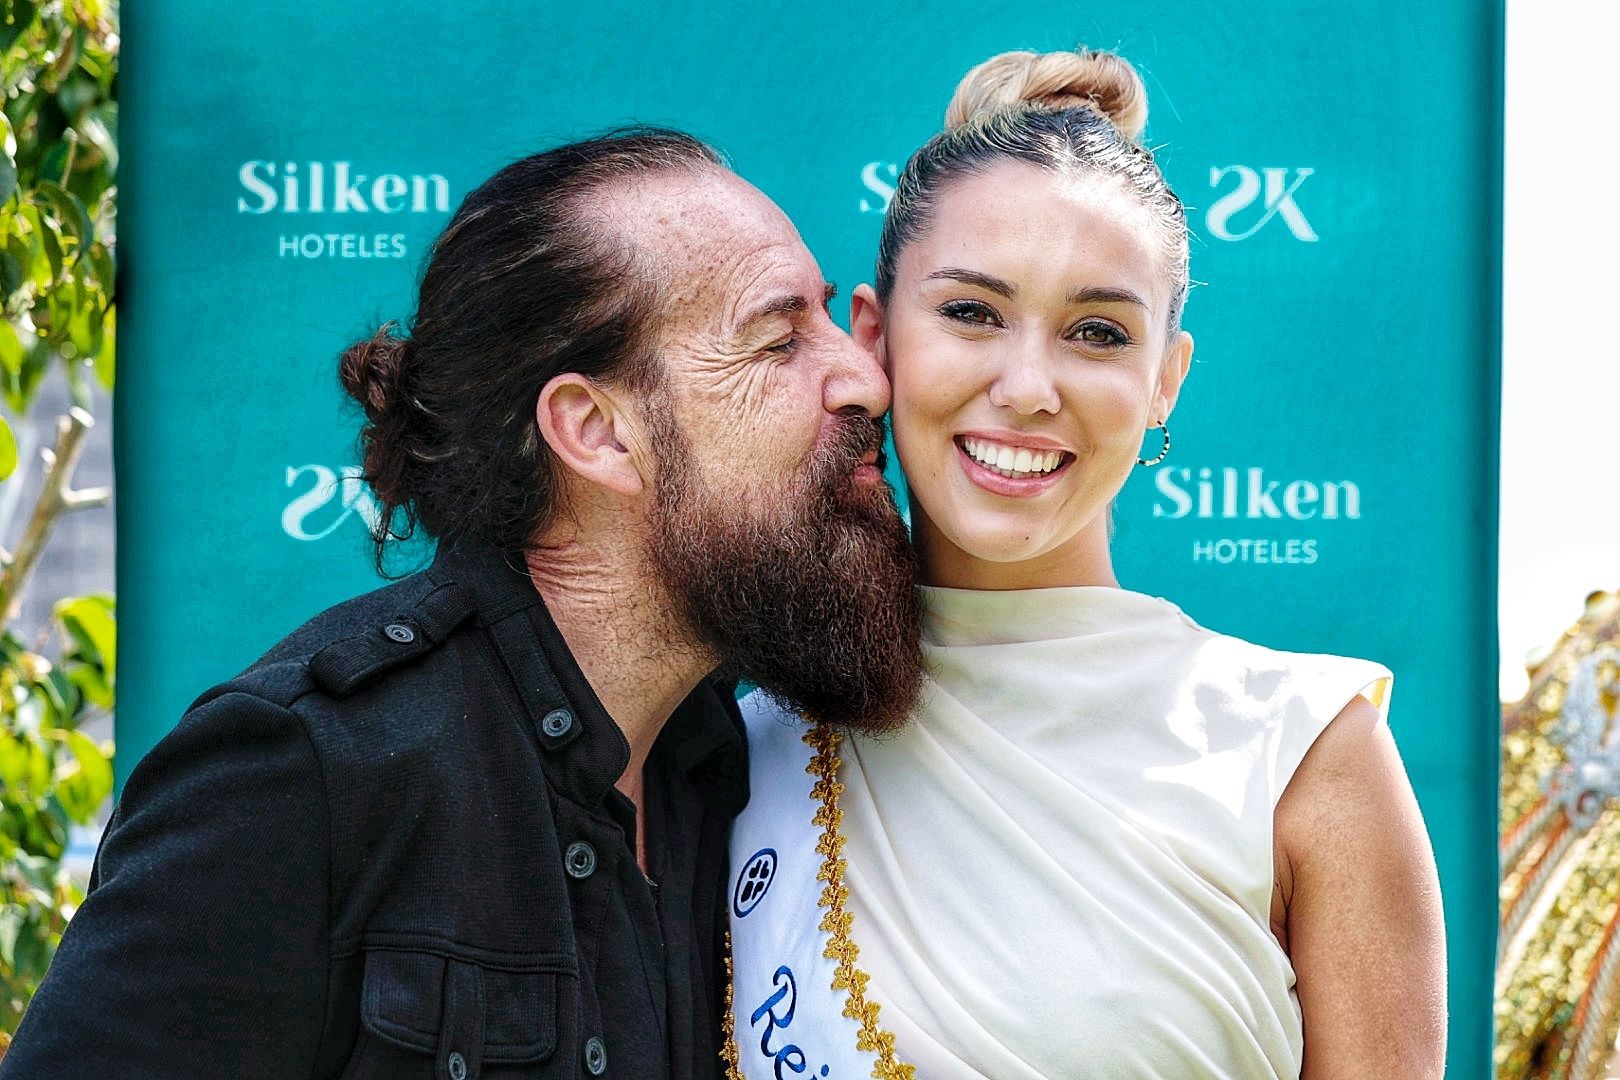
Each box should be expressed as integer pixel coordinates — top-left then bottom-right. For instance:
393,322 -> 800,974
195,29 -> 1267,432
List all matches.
648,412 -> 924,733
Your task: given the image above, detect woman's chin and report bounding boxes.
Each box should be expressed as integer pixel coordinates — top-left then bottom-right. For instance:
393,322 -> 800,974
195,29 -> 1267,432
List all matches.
923,529 -> 1056,582
913,498 -> 1113,587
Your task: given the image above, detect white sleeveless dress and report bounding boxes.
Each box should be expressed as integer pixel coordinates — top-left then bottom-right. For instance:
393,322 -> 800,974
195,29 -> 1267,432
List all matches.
728,585 -> 1391,1080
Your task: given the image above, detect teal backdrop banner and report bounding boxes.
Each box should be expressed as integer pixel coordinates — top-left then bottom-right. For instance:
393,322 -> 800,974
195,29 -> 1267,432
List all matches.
120,3 -> 1502,1074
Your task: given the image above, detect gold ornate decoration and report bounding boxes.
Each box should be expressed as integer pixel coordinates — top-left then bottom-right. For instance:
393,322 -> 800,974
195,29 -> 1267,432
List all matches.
1497,590 -> 1620,1079
804,724 -> 917,1080
722,930 -> 744,1080
720,726 -> 915,1080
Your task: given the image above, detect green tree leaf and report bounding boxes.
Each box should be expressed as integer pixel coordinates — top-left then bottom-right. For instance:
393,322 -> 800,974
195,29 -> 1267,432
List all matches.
0,414 -> 16,481
35,181 -> 89,265
66,281 -> 98,357
65,662 -> 111,711
92,303 -> 113,389
46,730 -> 112,823
37,215 -> 61,282
3,235 -> 30,300
0,733 -> 52,805
0,247 -> 22,302
0,2 -> 38,53
76,104 -> 116,174
0,735 -> 40,796
0,319 -> 24,376
55,595 -> 115,683
86,239 -> 114,293
0,907 -> 21,971
55,73 -> 97,122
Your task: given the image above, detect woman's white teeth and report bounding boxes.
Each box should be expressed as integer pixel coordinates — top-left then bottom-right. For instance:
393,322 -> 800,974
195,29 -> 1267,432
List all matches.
962,438 -> 1063,478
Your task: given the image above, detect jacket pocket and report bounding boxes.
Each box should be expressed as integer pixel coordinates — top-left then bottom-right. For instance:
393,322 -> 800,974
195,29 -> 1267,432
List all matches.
341,947 -> 563,1079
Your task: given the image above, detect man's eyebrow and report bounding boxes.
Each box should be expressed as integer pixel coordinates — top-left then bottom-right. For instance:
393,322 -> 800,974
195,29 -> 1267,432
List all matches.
737,283 -> 839,331
925,267 -> 1016,298
737,294 -> 807,329
1067,285 -> 1148,309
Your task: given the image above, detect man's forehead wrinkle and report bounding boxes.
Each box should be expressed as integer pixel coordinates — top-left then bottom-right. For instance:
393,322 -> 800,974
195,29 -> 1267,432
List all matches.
720,247 -> 808,331
583,166 -> 821,371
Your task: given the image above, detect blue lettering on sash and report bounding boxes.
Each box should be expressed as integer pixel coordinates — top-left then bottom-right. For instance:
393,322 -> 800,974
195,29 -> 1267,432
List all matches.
748,965 -> 832,1078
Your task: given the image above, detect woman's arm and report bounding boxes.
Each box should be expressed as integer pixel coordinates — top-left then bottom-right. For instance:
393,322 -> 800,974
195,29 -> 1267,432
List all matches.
1275,695 -> 1447,1079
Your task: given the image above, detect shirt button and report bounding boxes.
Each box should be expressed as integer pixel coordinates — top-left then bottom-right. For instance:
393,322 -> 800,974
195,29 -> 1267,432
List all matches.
541,708 -> 575,737
583,1035 -> 608,1075
383,622 -> 416,644
446,1050 -> 467,1080
564,840 -> 597,879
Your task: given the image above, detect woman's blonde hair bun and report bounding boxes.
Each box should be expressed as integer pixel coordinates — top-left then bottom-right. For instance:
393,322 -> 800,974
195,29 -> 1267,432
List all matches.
944,47 -> 1148,143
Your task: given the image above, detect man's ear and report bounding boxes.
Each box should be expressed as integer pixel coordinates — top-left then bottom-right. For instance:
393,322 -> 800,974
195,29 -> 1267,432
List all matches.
850,283 -> 888,374
1153,330 -> 1194,423
535,373 -> 646,497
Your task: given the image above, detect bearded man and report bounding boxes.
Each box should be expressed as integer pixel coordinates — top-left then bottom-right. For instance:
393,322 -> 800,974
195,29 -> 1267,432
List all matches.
0,129 -> 923,1080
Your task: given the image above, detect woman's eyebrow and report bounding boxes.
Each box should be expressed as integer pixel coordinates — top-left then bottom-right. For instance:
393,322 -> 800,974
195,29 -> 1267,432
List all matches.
1067,285 -> 1148,309
925,270 -> 1147,311
925,267 -> 1016,298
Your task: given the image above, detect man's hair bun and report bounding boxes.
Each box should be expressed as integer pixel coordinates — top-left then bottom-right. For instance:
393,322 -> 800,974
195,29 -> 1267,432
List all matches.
339,322 -> 408,419
338,321 -> 419,509
944,47 -> 1149,143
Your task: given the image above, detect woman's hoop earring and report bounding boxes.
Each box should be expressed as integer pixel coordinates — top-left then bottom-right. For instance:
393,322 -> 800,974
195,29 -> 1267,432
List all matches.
1137,422 -> 1170,467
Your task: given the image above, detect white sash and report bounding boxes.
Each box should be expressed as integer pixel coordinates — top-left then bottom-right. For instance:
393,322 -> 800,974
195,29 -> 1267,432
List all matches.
728,694 -> 876,1080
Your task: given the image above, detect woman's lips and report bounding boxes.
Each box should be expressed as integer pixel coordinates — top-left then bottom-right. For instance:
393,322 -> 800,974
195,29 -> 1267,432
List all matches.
955,435 -> 1072,497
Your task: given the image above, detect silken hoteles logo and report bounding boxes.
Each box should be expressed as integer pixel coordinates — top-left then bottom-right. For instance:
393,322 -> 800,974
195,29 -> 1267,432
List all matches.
1205,166 -> 1317,242
284,461 -> 1363,568
1150,466 -> 1362,567
857,160 -> 1319,244
236,160 -> 452,260
282,465 -> 381,541
858,162 -> 899,214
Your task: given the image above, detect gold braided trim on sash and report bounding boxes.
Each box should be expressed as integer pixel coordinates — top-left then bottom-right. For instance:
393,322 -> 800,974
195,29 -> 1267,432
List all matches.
722,931 -> 743,1080
720,725 -> 915,1080
806,724 -> 916,1080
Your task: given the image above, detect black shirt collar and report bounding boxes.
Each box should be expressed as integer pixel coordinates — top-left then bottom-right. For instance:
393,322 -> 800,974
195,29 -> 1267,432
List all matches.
428,537 -> 747,811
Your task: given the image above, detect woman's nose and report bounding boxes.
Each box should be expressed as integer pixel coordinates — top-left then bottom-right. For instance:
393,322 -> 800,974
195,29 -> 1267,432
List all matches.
987,343 -> 1060,415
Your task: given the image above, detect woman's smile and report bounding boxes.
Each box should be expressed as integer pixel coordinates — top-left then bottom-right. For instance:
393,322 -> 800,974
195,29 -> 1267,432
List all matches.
955,433 -> 1074,496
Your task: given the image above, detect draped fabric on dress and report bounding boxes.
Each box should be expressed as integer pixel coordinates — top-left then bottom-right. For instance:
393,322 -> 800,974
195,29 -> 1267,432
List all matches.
831,586 -> 1391,1079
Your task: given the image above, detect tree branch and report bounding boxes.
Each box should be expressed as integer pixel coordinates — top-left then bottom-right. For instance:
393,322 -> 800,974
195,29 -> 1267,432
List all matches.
0,407 -> 106,625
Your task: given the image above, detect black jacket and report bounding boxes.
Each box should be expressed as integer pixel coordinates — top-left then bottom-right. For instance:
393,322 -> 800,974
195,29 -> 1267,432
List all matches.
1,540 -> 748,1079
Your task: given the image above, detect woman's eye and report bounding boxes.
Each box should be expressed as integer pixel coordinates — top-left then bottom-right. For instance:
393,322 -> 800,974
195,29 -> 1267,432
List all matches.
1071,320 -> 1129,347
939,299 -> 1002,327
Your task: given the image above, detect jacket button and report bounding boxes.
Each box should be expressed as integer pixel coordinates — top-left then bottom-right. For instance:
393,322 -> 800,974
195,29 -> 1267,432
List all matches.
583,1035 -> 607,1075
564,841 -> 597,879
383,623 -> 416,644
541,708 -> 574,737
446,1050 -> 467,1080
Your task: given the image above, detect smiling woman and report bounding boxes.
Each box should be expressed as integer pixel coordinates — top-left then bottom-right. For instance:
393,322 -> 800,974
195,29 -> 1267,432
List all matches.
728,44 -> 1447,1080
853,161 -> 1190,592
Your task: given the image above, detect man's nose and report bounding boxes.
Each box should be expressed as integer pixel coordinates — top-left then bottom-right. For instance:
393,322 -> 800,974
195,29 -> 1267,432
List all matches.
988,340 -> 1061,415
823,326 -> 891,418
